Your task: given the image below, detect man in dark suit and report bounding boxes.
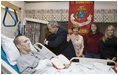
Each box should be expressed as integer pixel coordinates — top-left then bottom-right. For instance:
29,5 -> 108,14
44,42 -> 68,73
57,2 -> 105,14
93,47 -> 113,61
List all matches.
44,21 -> 76,59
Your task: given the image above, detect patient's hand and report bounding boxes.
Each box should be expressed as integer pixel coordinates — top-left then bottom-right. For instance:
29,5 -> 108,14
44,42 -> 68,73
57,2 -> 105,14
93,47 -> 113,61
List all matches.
63,64 -> 70,69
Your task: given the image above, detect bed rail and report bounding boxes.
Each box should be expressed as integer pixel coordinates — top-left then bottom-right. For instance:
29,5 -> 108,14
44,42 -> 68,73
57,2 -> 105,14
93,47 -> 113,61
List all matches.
1,59 -> 18,74
34,43 -> 56,59
70,57 -> 115,65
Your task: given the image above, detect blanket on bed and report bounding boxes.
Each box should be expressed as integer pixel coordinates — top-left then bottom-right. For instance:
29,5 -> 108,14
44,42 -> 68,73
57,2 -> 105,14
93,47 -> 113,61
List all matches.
17,53 -> 115,74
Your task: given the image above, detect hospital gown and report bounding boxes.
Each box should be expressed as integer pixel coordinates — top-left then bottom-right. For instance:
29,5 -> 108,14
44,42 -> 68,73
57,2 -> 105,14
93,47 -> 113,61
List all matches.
17,51 -> 47,74
17,52 -> 60,74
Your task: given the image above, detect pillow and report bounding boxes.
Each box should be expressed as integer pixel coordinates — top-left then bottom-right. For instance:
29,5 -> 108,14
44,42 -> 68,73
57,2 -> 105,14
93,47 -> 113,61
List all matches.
1,34 -> 37,66
1,46 -> 19,73
1,34 -> 20,66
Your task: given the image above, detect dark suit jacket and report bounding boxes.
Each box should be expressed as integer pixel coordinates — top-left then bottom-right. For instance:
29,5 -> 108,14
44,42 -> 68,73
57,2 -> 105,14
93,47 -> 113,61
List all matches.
45,27 -> 68,55
45,27 -> 76,59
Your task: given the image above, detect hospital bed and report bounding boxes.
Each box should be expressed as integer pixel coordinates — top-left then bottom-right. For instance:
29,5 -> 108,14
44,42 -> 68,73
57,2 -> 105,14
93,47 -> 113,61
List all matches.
1,42 -> 56,74
1,40 -> 57,74
1,42 -> 116,74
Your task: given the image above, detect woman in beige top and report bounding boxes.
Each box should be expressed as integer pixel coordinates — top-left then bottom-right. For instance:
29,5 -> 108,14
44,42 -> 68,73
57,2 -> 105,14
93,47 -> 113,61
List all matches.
67,24 -> 84,57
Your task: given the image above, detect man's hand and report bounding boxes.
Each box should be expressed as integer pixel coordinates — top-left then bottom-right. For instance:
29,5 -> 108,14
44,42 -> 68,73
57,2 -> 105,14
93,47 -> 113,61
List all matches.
44,39 -> 47,44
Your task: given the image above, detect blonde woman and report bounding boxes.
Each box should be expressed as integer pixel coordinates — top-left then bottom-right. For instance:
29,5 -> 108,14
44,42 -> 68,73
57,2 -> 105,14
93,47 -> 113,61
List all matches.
67,24 -> 84,57
100,25 -> 117,62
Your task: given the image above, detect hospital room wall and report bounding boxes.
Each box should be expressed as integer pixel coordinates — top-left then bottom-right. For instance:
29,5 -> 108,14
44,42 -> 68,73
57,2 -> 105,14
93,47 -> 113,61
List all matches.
1,1 -> 116,38
24,1 -> 117,43
25,1 -> 117,9
1,1 -> 25,38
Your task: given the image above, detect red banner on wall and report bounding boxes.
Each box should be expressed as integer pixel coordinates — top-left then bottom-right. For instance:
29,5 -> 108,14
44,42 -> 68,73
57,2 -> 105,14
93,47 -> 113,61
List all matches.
68,1 -> 94,35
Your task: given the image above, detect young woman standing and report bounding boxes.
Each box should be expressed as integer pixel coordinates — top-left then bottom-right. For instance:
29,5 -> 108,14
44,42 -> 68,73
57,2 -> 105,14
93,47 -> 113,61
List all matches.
84,23 -> 103,58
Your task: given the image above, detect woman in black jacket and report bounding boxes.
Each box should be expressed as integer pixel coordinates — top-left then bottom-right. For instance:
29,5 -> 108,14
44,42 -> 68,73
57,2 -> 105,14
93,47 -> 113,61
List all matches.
100,25 -> 117,62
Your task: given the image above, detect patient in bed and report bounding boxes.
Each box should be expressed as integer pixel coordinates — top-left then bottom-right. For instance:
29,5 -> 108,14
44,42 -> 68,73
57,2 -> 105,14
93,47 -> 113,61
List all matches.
14,35 -> 70,74
14,35 -> 115,74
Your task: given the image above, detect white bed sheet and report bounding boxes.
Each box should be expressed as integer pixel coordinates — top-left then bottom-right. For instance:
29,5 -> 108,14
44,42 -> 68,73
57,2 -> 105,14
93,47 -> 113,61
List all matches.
35,59 -> 115,74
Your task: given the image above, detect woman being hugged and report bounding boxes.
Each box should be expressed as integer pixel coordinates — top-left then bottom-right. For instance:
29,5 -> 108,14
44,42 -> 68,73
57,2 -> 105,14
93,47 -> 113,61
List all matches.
84,23 -> 103,58
100,25 -> 117,62
67,24 -> 84,57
